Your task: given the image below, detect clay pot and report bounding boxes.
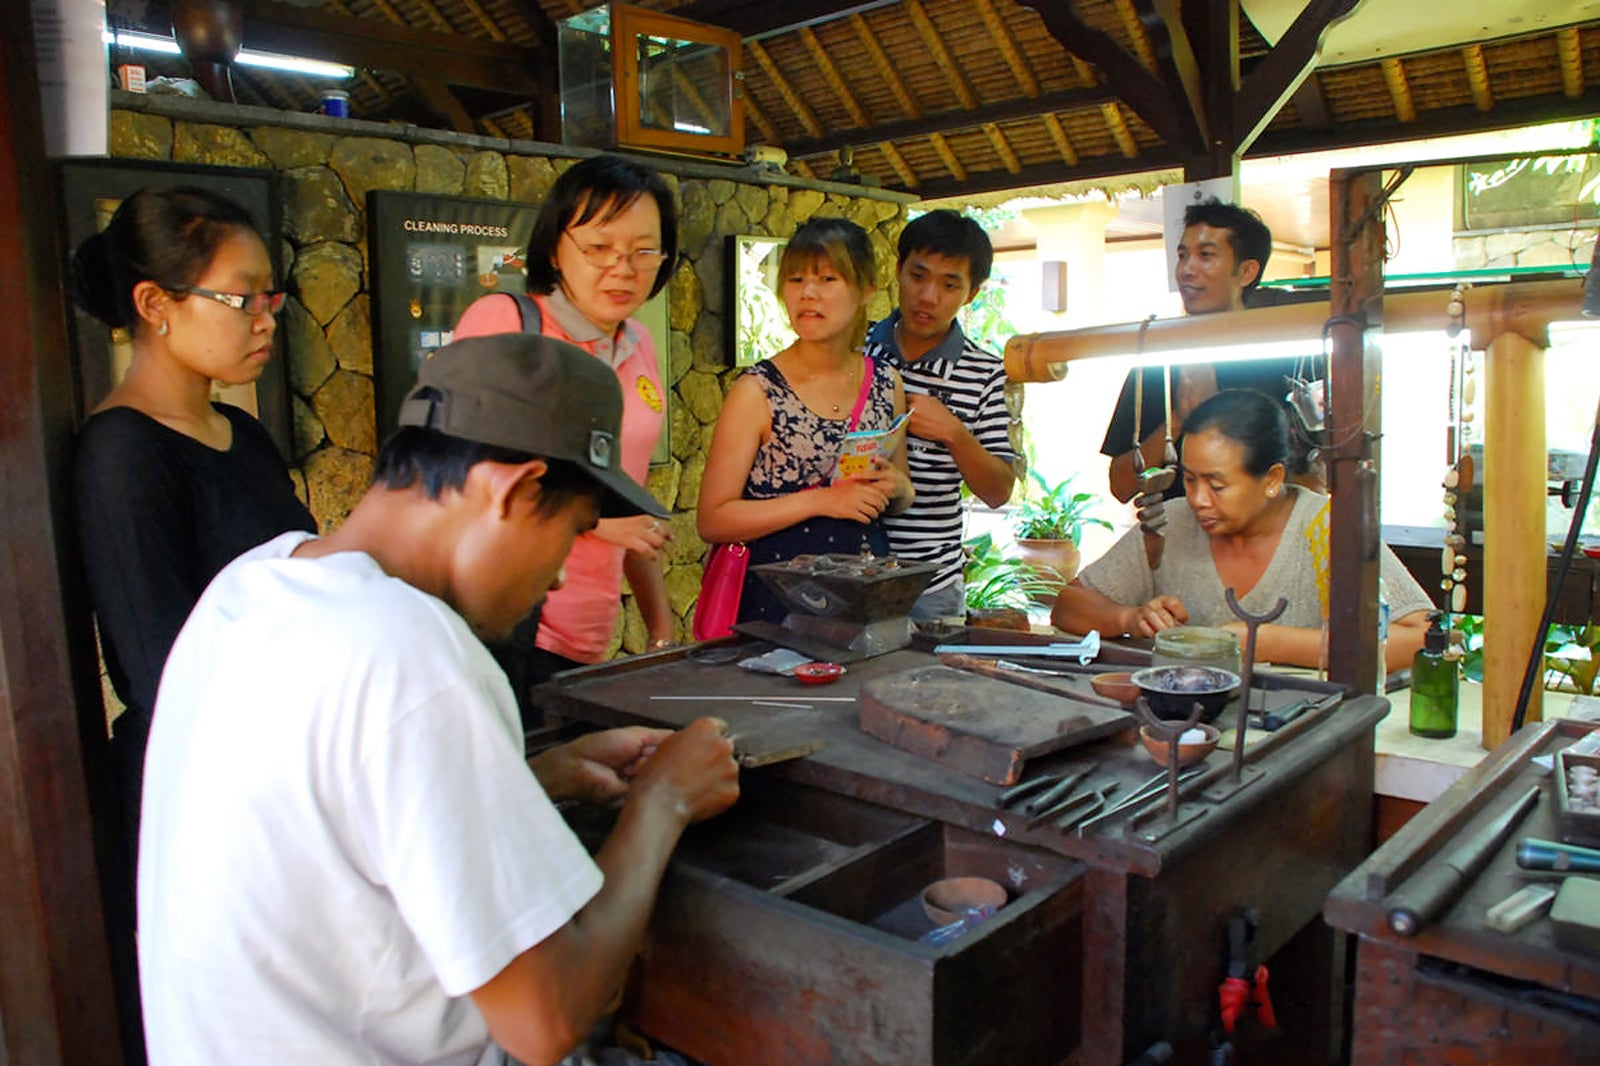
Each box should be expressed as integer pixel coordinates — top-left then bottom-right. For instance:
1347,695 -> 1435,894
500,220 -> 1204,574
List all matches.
171,0 -> 245,103
1013,537 -> 1080,597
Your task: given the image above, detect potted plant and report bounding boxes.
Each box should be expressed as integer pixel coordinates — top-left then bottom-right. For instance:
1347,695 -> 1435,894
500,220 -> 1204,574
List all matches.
962,532 -> 1060,631
1010,469 -> 1112,595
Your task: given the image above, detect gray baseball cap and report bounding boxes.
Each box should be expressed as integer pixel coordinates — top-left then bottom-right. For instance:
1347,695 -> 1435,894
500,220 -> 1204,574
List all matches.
396,333 -> 667,518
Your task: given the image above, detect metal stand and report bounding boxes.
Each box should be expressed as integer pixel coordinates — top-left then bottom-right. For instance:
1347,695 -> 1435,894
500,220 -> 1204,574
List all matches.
1133,696 -> 1204,825
1224,589 -> 1287,785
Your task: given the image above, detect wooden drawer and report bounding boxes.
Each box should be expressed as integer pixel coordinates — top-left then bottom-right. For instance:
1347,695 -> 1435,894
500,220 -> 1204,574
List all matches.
599,779 -> 1085,1066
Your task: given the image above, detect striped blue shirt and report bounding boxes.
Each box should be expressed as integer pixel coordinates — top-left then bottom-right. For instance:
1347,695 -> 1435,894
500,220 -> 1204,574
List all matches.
864,312 -> 1016,594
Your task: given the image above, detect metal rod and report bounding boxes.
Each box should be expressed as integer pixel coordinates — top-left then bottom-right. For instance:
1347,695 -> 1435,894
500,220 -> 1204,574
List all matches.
1224,589 -> 1288,784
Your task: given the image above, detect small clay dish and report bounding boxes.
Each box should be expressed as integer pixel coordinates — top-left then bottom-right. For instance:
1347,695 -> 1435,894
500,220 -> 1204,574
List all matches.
1090,671 -> 1140,708
792,661 -> 845,685
1140,722 -> 1221,768
1130,665 -> 1241,723
920,876 -> 1007,927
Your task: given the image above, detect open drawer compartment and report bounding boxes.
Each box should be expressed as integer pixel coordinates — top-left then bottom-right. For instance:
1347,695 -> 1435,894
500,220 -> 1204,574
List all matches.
623,797 -> 1085,1066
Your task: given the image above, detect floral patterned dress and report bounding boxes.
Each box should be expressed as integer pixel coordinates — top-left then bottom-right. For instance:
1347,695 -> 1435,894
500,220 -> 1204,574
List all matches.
738,355 -> 899,624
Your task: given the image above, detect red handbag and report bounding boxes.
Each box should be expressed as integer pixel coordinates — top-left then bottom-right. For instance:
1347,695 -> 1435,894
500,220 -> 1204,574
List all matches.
693,542 -> 749,642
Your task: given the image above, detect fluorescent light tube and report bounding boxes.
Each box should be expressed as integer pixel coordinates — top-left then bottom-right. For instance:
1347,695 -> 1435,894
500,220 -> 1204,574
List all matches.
104,30 -> 354,80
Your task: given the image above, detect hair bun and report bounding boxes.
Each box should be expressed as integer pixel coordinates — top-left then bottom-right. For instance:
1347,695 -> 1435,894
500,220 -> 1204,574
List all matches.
69,230 -> 133,328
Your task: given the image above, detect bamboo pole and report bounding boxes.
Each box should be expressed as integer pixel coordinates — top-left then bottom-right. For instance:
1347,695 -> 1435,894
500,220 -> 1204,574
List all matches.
1482,332 -> 1546,747
1003,278 -> 1579,383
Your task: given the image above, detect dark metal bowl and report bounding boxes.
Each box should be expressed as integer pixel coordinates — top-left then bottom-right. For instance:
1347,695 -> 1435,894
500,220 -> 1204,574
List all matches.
1130,665 -> 1241,724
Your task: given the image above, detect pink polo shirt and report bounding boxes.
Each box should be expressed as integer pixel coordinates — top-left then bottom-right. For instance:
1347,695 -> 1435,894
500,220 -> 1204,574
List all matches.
453,291 -> 666,662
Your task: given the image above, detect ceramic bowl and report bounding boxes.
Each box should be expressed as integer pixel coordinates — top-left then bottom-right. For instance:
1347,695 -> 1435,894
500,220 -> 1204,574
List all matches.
1140,722 -> 1221,768
1089,671 -> 1141,707
920,876 -> 1008,927
1129,665 -> 1241,723
792,661 -> 845,685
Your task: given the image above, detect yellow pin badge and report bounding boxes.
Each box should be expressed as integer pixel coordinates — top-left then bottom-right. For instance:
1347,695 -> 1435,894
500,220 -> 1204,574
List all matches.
636,375 -> 663,413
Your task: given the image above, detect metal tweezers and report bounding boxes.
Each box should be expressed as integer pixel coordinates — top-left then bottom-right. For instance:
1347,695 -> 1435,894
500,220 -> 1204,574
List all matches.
1073,766 -> 1208,836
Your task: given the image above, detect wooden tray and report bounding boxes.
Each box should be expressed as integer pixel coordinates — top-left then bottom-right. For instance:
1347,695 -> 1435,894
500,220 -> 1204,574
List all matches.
858,665 -> 1135,785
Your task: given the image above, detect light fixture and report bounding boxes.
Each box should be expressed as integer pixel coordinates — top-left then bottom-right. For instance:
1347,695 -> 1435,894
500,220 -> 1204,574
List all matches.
103,29 -> 354,80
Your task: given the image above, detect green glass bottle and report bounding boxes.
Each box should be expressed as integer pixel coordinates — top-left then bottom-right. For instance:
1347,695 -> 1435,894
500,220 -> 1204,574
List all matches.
1409,611 -> 1459,739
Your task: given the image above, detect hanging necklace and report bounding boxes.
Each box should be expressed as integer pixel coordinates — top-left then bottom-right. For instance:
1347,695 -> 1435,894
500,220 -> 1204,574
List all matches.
830,354 -> 861,414
1440,284 -> 1474,618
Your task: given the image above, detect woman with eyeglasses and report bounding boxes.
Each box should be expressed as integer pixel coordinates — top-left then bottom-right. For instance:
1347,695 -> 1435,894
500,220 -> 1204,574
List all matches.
454,155 -> 677,722
70,185 -> 314,1059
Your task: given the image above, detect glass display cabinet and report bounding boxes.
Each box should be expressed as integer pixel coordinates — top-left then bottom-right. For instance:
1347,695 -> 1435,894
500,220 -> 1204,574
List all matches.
558,2 -> 744,159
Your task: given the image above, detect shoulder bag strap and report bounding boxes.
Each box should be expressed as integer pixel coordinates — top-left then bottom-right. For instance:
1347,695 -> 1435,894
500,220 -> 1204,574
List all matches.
846,355 -> 875,433
511,292 -> 543,334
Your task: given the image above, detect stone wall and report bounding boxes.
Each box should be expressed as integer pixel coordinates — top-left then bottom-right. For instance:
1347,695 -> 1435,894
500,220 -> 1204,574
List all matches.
1453,225 -> 1597,272
107,93 -> 913,657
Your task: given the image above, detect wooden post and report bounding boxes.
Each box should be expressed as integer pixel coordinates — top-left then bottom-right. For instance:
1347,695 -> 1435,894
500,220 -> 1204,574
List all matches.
1325,169 -> 1385,694
1482,332 -> 1546,747
0,6 -> 126,1064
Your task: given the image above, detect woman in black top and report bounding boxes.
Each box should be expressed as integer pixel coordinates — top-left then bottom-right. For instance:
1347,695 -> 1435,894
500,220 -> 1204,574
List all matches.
71,189 -> 315,966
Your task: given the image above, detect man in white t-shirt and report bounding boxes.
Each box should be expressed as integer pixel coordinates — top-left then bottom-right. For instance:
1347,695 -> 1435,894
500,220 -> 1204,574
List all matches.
138,333 -> 740,1066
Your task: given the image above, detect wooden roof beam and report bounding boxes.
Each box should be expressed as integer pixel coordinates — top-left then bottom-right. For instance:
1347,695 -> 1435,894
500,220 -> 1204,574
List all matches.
914,146 -> 1182,200
244,1 -> 543,94
1462,44 -> 1493,111
905,0 -> 978,109
782,85 -> 1115,156
1291,75 -> 1334,131
1042,113 -> 1081,167
1136,0 -> 1210,149
878,143 -> 920,188
1558,27 -> 1584,99
1381,56 -> 1417,123
974,0 -> 1083,170
1103,102 -> 1139,157
454,0 -> 509,43
414,78 -> 476,133
1235,0 -> 1361,151
1021,0 -> 1189,149
746,40 -> 824,138
1250,86 -> 1600,157
928,133 -> 968,183
669,1 -> 896,42
798,26 -> 870,127
1112,0 -> 1158,70
974,0 -> 1040,97
497,0 -> 559,48
850,13 -> 920,119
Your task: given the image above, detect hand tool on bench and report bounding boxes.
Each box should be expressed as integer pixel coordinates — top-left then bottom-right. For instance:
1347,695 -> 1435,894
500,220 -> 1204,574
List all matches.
933,629 -> 1101,663
1386,784 -> 1541,936
940,654 -> 1126,710
1249,691 -> 1340,732
1020,764 -> 1095,816
995,763 -> 1092,810
1054,781 -> 1120,831
1074,766 -> 1207,835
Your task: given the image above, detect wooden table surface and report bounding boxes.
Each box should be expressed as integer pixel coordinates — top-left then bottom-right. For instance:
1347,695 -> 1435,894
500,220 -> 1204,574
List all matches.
1325,718 -> 1600,1064
544,634 -> 1390,1064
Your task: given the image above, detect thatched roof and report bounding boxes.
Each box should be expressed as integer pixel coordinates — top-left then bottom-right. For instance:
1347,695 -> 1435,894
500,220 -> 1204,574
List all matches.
111,0 -> 1600,198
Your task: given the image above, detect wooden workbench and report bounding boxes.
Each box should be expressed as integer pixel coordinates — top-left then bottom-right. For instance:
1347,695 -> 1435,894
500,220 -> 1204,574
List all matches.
1325,718 -> 1600,1065
542,635 -> 1386,1066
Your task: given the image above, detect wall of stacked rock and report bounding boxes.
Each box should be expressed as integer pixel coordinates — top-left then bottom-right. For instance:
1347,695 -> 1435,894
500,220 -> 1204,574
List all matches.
107,97 -> 912,656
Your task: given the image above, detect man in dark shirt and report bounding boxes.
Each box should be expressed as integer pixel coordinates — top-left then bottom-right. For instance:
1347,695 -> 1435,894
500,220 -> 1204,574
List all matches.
1101,199 -> 1318,503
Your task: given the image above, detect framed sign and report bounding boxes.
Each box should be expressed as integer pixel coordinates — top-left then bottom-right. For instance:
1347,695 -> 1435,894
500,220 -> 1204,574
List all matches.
368,190 -> 541,440
55,158 -> 291,456
369,189 -> 673,464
